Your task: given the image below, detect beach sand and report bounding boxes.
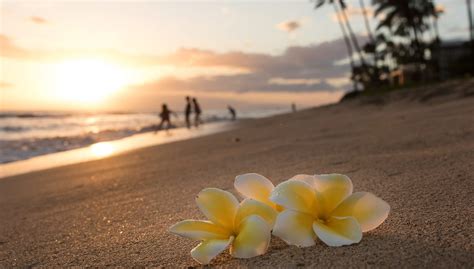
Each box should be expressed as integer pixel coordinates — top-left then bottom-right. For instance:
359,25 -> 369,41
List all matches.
1,79 -> 473,267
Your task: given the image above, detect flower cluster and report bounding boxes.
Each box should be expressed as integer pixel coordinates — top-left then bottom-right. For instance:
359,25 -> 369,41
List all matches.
169,173 -> 390,264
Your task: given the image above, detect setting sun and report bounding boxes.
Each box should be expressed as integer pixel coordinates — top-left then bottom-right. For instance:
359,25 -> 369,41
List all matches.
54,59 -> 129,103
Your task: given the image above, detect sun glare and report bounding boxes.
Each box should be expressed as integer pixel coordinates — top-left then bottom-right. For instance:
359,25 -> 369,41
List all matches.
54,59 -> 129,103
90,142 -> 115,158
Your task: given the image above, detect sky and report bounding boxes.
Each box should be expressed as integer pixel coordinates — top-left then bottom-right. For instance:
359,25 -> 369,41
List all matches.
0,0 -> 471,112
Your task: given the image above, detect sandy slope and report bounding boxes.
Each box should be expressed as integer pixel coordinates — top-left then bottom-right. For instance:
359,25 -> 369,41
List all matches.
0,79 -> 473,267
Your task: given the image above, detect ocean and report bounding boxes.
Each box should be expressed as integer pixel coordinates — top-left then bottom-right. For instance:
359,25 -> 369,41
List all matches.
0,108 -> 288,164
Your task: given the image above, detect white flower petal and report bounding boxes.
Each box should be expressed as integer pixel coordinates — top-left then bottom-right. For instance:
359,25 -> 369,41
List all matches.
312,216 -> 362,247
234,173 -> 275,207
169,220 -> 230,240
313,174 -> 353,215
270,180 -> 318,216
332,192 -> 390,232
290,174 -> 316,186
272,209 -> 316,247
230,215 -> 271,258
190,237 -> 234,264
196,188 -> 239,231
235,199 -> 277,229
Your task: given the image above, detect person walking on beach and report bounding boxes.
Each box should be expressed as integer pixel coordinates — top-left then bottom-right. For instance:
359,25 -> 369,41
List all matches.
185,96 -> 192,129
156,103 -> 175,132
192,98 -> 202,127
228,105 -> 236,121
291,103 -> 297,112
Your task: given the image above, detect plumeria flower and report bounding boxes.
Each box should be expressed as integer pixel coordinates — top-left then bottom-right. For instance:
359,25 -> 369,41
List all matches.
169,188 -> 277,264
271,174 -> 390,247
234,173 -> 283,211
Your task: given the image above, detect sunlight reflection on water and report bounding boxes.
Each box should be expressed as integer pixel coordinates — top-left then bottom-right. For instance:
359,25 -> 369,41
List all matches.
90,142 -> 115,158
0,121 -> 234,178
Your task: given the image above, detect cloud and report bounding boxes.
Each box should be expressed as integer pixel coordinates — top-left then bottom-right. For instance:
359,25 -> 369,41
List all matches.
0,81 -> 13,88
0,34 -> 163,65
135,74 -> 339,93
0,34 -> 35,59
127,36 -> 357,94
268,78 -> 322,86
331,6 -> 374,23
162,37 -> 358,79
277,20 -> 302,33
435,4 -> 445,14
0,33 -> 362,75
0,34 -> 356,94
30,16 -> 48,24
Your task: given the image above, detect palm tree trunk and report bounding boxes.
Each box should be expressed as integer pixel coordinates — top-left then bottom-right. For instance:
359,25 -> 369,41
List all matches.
359,0 -> 380,80
332,2 -> 357,90
433,16 -> 440,42
411,25 -> 423,79
359,0 -> 375,43
412,25 -> 424,66
337,1 -> 368,67
332,3 -> 355,68
467,0 -> 474,42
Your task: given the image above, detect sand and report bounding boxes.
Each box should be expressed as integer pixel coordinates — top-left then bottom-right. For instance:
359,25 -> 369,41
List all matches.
1,79 -> 473,267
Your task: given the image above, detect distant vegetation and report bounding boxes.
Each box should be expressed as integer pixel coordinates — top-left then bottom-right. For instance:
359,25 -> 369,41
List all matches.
312,0 -> 474,99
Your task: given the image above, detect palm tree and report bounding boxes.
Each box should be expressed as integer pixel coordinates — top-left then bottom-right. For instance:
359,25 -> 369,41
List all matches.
420,0 -> 440,42
314,0 -> 371,90
314,0 -> 367,67
359,0 -> 384,84
432,3 -> 442,42
337,1 -> 368,67
313,0 -> 358,89
331,2 -> 358,89
359,0 -> 375,43
467,0 -> 473,42
332,3 -> 356,70
373,0 -> 444,81
374,0 -> 431,64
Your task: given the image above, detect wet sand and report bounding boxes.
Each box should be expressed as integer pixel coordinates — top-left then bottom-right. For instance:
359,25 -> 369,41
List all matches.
1,79 -> 473,267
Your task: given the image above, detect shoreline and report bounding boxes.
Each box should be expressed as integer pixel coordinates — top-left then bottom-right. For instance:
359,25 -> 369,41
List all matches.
0,121 -> 237,179
0,108 -> 291,164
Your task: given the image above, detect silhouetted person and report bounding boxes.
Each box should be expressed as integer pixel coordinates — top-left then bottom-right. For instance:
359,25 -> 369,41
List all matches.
228,105 -> 236,121
291,103 -> 297,112
192,98 -> 202,127
156,103 -> 175,132
185,96 -> 192,128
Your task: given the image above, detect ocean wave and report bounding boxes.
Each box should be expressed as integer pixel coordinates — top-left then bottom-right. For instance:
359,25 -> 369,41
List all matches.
1,126 -> 30,132
0,108 -> 289,163
0,124 -> 158,163
0,119 -> 228,163
0,112 -> 72,118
